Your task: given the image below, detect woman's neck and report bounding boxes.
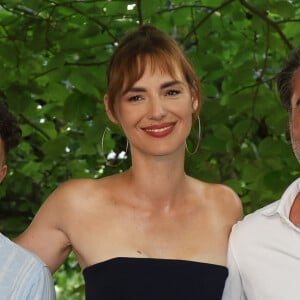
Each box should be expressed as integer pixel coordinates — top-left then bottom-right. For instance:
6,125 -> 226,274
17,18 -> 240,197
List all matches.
124,150 -> 188,211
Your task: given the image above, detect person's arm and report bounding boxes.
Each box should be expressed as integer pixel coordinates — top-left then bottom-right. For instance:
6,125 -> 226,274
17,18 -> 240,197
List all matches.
0,234 -> 56,299
14,180 -> 77,273
23,265 -> 56,300
222,232 -> 245,300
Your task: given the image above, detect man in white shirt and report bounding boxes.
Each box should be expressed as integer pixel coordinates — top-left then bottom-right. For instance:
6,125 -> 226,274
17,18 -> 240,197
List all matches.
0,101 -> 56,299
222,48 -> 300,300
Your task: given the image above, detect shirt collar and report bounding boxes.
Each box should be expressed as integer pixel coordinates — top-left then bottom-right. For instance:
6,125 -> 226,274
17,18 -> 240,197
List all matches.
262,178 -> 300,217
262,177 -> 300,229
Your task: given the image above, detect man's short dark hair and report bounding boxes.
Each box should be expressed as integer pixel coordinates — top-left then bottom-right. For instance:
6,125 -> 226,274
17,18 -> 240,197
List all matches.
0,101 -> 21,157
277,47 -> 300,112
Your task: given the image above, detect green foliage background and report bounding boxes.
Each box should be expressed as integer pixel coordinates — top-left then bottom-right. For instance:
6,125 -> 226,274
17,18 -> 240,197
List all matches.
0,0 -> 299,298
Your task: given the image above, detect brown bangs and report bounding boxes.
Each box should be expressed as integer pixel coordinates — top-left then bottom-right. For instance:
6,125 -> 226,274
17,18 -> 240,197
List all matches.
107,50 -> 190,116
106,25 -> 201,118
121,51 -> 183,95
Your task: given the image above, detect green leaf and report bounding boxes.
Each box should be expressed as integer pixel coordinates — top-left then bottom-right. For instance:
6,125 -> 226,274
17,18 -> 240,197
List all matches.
68,69 -> 101,98
212,124 -> 232,141
1,2 -> 300,297
41,136 -> 70,161
269,1 -> 295,18
258,137 -> 290,158
142,0 -> 163,18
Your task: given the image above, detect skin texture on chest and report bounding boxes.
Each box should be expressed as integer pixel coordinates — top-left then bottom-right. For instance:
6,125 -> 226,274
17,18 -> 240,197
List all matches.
69,187 -> 230,269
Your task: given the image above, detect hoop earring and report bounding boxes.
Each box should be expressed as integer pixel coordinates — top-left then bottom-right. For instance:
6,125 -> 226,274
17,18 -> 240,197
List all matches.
185,116 -> 201,155
98,127 -> 129,167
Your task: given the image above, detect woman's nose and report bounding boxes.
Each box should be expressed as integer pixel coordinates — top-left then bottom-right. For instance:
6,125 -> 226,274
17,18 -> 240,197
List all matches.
149,97 -> 167,120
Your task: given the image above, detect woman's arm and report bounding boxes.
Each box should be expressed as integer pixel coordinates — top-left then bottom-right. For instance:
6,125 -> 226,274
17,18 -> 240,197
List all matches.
14,180 -> 78,273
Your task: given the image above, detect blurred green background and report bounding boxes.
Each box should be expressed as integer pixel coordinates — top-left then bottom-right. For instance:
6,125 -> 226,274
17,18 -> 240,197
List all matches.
0,0 -> 299,298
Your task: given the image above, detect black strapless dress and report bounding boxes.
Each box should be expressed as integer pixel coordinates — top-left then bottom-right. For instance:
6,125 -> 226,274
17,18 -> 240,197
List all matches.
83,257 -> 228,300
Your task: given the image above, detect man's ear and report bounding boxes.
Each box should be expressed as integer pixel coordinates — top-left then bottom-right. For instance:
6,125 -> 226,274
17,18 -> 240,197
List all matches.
104,95 -> 119,124
289,118 -> 293,141
0,164 -> 7,184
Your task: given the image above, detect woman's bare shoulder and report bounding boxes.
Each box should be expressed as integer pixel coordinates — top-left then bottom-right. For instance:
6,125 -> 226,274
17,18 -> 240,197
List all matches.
209,182 -> 243,224
44,175 -> 119,209
191,178 -> 243,224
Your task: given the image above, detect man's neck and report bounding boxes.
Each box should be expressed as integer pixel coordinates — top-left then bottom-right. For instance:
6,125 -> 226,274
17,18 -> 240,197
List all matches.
289,192 -> 300,227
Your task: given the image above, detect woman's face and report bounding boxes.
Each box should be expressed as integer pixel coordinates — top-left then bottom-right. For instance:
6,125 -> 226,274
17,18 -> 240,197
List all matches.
291,68 -> 300,162
105,63 -> 198,157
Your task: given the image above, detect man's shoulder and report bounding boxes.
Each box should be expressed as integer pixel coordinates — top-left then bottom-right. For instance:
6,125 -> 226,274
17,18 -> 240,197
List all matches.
243,200 -> 279,223
0,233 -> 47,269
230,200 -> 280,240
0,234 -> 55,299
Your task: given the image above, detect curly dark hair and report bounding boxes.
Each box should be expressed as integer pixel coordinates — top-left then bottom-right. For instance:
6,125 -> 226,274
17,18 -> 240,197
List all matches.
277,47 -> 300,113
0,101 -> 21,158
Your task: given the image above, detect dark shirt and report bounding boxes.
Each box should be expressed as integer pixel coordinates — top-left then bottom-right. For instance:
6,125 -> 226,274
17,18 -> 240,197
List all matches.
83,257 -> 228,299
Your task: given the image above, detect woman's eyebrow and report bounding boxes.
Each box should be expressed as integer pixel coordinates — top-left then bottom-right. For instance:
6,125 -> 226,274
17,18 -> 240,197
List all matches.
160,80 -> 184,89
122,87 -> 146,95
122,80 -> 185,95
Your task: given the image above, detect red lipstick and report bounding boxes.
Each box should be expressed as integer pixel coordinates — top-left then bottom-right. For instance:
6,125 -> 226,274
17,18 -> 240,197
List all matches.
142,122 -> 176,138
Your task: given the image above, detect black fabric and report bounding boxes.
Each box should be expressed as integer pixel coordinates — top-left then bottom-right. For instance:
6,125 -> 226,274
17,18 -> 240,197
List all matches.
83,257 -> 228,300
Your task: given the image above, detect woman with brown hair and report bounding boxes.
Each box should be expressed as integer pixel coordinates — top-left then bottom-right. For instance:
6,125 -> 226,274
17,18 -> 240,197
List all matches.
16,24 -> 242,299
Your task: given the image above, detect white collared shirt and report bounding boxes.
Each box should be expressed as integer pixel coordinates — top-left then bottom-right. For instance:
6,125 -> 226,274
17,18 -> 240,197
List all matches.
222,178 -> 300,300
0,233 -> 56,299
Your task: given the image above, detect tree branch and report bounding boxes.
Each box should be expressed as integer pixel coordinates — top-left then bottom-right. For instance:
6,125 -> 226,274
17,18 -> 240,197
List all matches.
238,23 -> 272,144
239,0 -> 293,50
32,59 -> 108,80
19,114 -> 51,141
182,0 -> 235,47
48,0 -> 118,43
136,0 -> 143,26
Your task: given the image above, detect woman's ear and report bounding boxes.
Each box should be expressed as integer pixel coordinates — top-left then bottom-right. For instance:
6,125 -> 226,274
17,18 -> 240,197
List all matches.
104,94 -> 119,124
191,95 -> 199,113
